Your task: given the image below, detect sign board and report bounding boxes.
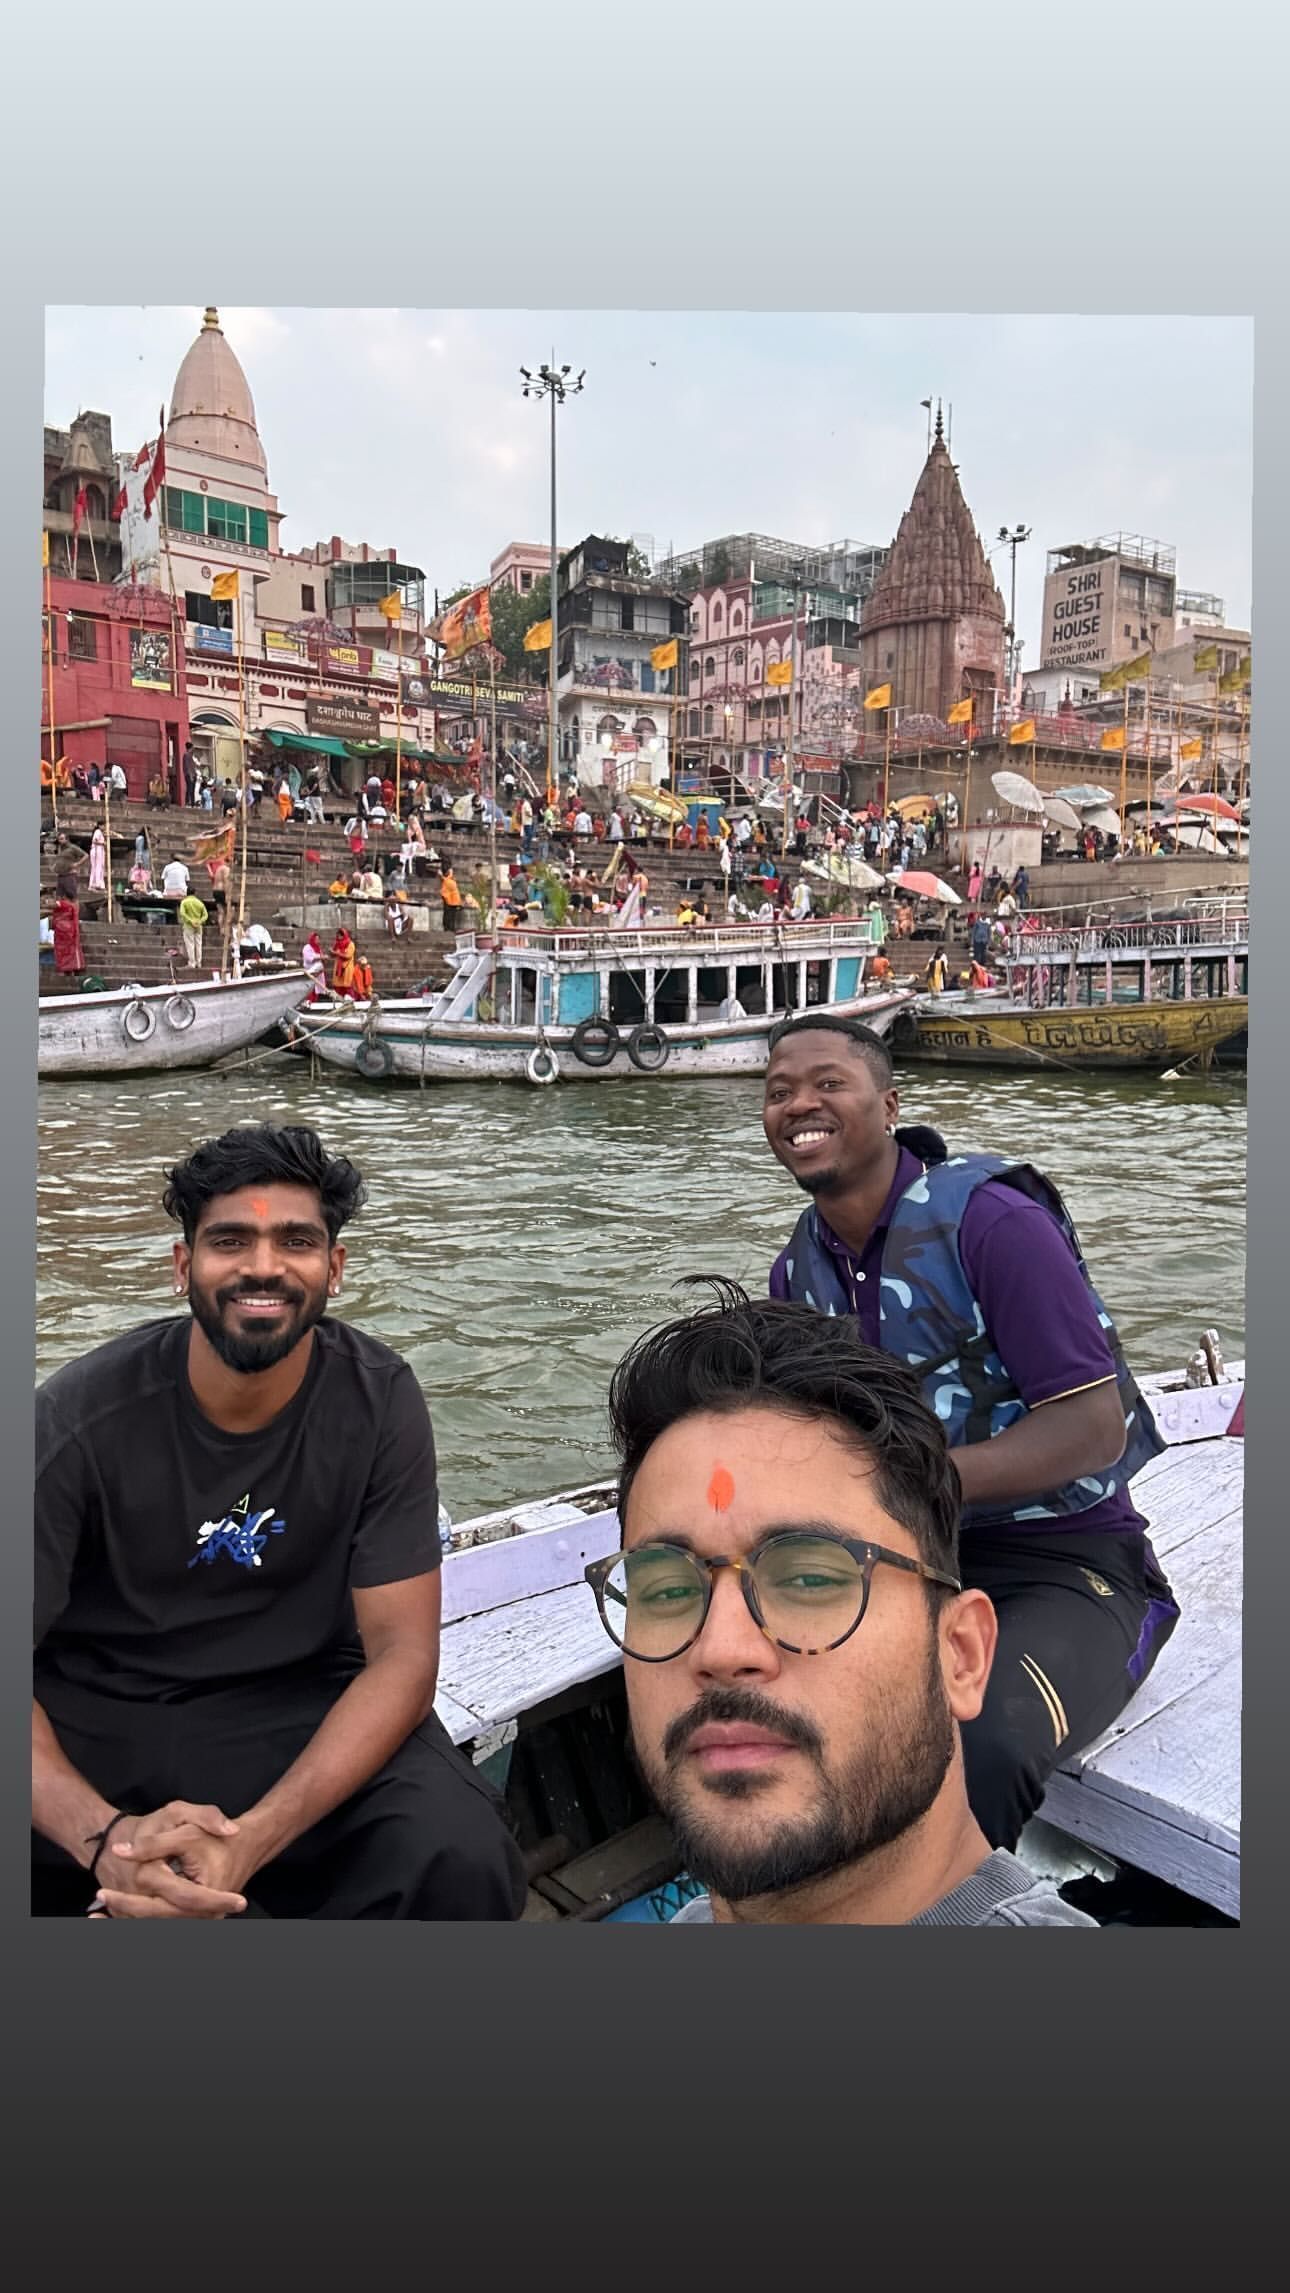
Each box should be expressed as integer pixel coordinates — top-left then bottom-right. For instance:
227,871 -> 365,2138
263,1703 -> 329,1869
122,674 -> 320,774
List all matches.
402,673 -> 533,712
130,629 -> 173,690
306,695 -> 381,739
264,630 -> 306,662
193,624 -> 234,657
1041,557 -> 1113,672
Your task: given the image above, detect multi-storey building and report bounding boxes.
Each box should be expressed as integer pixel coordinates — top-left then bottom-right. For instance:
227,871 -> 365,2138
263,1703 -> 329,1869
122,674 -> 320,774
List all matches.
43,412 -> 124,585
554,535 -> 689,790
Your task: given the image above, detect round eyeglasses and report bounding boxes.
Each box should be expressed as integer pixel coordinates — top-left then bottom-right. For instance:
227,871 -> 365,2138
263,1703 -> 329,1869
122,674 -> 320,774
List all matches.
584,1533 -> 961,1664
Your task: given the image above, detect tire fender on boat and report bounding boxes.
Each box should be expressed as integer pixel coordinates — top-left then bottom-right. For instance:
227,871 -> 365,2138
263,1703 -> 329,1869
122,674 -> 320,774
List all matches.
355,1036 -> 394,1078
164,994 -> 197,1033
570,1017 -> 621,1068
122,999 -> 157,1043
626,1023 -> 669,1072
527,1044 -> 560,1086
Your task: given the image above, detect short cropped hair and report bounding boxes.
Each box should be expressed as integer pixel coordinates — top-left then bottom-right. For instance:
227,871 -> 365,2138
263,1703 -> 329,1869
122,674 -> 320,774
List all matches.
162,1124 -> 367,1245
608,1279 -> 960,1577
766,1012 -> 894,1085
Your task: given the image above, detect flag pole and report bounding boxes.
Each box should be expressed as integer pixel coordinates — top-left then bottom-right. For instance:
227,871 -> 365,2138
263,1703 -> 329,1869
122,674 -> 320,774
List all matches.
961,720 -> 972,872
1118,682 -> 1129,832
881,705 -> 893,816
489,652 -> 499,927
43,545 -> 60,839
103,778 -> 114,924
395,609 -> 403,822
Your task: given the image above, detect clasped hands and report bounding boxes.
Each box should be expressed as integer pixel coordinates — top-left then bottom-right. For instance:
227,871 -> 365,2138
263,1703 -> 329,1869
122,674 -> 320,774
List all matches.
89,1801 -> 256,1919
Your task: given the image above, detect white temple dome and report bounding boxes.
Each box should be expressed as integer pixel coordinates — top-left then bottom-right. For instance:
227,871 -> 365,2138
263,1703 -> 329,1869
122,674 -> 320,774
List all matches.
167,307 -> 267,477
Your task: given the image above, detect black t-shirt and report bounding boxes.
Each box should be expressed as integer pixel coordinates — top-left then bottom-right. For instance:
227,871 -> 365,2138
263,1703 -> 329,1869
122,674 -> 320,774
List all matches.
35,1317 -> 440,1705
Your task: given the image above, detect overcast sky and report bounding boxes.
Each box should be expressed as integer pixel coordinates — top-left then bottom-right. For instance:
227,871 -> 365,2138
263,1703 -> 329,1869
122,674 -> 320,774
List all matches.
45,308 -> 1252,657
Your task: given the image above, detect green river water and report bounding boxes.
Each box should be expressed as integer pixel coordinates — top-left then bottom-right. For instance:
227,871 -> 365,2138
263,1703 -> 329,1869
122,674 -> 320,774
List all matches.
36,1062 -> 1246,1521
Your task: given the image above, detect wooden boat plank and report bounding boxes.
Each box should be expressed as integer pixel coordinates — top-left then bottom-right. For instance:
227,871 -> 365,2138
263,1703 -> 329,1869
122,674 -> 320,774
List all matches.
433,1686 -> 483,1747
1134,1444 -> 1244,1559
436,1580 -> 618,1735
441,1508 -> 620,1626
1063,1657 -> 1241,1853
1037,1771 -> 1240,1918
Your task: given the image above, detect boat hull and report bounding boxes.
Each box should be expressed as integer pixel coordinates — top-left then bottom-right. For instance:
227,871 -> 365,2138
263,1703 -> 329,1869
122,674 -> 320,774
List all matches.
38,971 -> 311,1078
295,990 -> 914,1085
894,994 -> 1249,1072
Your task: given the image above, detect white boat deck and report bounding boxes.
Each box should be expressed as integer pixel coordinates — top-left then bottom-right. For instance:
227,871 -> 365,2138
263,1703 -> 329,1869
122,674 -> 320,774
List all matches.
434,1377 -> 1243,1916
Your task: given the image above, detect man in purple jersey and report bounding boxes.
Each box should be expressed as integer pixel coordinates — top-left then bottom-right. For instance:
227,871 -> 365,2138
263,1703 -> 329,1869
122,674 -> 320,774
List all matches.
762,1013 -> 1178,1850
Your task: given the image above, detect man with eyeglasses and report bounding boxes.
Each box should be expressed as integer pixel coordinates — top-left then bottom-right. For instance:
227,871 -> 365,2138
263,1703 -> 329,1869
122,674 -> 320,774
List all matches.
586,1287 -> 1096,1925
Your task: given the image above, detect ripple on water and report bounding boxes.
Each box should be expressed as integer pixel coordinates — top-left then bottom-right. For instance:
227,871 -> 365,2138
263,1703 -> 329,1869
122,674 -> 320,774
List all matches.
37,1063 -> 1246,1517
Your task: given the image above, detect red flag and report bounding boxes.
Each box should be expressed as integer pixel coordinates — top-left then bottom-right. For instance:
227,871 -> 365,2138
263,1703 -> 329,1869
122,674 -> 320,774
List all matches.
132,440 -> 152,470
110,482 -> 128,521
71,485 -> 88,538
142,407 -> 166,519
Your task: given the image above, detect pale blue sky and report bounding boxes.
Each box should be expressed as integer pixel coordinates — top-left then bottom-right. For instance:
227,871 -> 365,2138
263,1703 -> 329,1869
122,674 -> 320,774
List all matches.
44,308 -> 1252,659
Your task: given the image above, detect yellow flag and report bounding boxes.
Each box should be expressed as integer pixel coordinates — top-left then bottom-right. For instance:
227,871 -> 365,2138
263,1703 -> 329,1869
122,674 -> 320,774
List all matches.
650,638 -> 678,672
766,659 -> 793,687
211,570 -> 240,600
378,592 -> 403,623
863,682 -> 891,710
523,618 -> 553,654
947,697 -> 974,725
1218,654 -> 1251,693
1122,651 -> 1152,684
1100,726 -> 1127,752
41,529 -> 50,569
1193,644 -> 1219,674
1180,737 -> 1204,762
1008,718 -> 1036,745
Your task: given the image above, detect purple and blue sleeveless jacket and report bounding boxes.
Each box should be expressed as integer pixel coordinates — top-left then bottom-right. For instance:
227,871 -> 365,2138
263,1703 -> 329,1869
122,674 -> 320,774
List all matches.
780,1145 -> 1165,1531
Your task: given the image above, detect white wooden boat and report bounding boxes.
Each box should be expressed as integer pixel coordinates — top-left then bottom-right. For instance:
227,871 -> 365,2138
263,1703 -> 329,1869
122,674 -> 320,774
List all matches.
431,1347 -> 1243,1921
38,969 -> 311,1079
295,921 -> 914,1087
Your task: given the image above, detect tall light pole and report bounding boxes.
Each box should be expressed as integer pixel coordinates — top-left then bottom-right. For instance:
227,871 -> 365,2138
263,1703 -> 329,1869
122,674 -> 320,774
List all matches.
997,523 -> 1031,702
521,359 -> 584,804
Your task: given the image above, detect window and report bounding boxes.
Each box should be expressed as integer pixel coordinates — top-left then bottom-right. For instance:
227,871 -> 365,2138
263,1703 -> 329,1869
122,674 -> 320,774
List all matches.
67,615 -> 98,662
206,496 -> 248,544
689,660 -> 700,686
621,597 -> 635,631
301,584 -> 316,612
732,646 -> 744,667
164,486 -> 206,536
691,608 -> 701,630
689,708 -> 701,736
732,607 -> 743,630
520,570 -> 533,593
640,664 -> 657,694
712,601 -> 723,624
703,706 -> 714,735
248,508 -> 269,550
184,590 -> 233,631
885,652 -> 894,670
704,655 -> 715,676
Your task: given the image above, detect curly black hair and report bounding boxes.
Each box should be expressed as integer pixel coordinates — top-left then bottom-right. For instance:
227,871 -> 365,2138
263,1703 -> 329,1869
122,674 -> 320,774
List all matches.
608,1278 -> 960,1578
162,1124 -> 367,1245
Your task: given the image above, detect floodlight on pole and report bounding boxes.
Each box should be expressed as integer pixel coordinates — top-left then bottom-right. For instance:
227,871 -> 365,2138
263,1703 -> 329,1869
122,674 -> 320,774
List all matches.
521,359 -> 586,801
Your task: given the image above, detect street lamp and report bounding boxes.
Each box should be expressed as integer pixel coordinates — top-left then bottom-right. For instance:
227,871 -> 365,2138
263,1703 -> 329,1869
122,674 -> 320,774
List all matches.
997,524 -> 1031,700
521,360 -> 585,806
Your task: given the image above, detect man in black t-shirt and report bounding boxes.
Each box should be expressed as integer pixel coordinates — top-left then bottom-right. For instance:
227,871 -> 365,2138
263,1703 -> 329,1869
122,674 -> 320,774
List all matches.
32,1123 -> 526,1921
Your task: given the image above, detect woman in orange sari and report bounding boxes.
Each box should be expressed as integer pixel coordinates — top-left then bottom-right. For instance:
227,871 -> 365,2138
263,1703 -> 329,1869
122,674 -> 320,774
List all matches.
331,926 -> 357,998
276,780 -> 294,825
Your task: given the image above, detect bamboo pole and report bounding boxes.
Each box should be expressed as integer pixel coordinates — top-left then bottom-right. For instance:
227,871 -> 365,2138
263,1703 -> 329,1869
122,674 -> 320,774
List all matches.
395,610 -> 403,821
1118,683 -> 1129,830
489,653 -> 499,927
103,778 -> 114,923
235,580 -> 250,949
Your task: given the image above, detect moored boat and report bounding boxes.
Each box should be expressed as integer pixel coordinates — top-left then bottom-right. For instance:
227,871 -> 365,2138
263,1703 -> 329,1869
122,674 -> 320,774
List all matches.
39,969 -> 311,1079
295,920 -> 915,1087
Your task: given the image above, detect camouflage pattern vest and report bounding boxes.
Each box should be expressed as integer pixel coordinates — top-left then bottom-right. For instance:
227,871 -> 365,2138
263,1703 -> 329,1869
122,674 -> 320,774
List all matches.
780,1140 -> 1165,1533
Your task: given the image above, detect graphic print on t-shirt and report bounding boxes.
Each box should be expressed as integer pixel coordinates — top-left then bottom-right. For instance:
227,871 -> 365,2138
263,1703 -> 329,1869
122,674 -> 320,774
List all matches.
189,1490 -> 286,1572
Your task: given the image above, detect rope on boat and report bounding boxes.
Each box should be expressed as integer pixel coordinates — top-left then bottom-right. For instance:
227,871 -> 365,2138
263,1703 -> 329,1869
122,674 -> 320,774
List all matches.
207,1001 -> 362,1077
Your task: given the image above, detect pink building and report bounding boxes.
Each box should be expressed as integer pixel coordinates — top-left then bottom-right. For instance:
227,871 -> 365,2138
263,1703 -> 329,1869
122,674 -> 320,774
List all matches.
489,540 -> 561,597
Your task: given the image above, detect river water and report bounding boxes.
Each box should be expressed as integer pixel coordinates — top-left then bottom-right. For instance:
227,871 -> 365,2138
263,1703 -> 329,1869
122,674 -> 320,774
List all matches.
37,1062 -> 1246,1520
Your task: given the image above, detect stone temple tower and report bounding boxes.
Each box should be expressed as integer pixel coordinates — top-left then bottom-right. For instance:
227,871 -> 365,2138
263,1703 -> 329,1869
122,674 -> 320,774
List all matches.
859,409 -> 1006,723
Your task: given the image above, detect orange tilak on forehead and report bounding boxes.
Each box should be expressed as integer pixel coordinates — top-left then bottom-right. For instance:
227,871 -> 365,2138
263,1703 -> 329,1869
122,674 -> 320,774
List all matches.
251,1197 -> 270,1220
707,1465 -> 736,1513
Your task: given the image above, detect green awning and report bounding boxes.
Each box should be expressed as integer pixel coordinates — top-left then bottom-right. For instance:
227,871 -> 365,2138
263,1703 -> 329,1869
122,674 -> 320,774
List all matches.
264,728 -> 352,759
342,738 -> 440,763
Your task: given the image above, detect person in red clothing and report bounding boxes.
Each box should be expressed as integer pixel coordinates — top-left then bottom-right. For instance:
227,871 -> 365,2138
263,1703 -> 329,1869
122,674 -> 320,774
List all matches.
52,896 -> 84,976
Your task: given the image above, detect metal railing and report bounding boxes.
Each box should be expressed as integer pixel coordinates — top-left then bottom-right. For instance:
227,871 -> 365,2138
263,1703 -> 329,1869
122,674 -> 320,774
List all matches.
462,919 -> 874,963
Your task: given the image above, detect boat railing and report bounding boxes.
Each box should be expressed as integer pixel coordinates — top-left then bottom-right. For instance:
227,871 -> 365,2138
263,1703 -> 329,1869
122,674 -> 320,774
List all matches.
456,921 -> 875,963
1003,916 -> 1248,959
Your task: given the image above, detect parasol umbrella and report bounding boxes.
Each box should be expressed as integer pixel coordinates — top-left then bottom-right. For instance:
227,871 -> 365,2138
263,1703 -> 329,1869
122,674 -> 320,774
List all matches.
804,853 -> 886,892
1042,794 -> 1083,832
893,792 -> 938,819
1081,806 -> 1123,838
1175,791 -> 1240,823
887,868 -> 962,906
1053,783 -> 1118,809
991,768 -> 1046,814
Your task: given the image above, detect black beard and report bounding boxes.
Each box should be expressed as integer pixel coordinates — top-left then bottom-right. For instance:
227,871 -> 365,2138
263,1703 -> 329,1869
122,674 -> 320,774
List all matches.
635,1636 -> 955,1906
187,1276 -> 326,1376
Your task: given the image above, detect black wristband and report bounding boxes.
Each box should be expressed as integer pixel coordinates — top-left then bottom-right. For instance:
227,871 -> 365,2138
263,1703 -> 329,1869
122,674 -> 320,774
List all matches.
85,1811 -> 130,1878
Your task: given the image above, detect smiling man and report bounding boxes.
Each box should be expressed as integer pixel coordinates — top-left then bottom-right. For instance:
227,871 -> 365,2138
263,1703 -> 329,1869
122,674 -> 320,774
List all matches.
588,1286 -> 1096,1924
760,1014 -> 1179,1853
32,1123 -> 526,1921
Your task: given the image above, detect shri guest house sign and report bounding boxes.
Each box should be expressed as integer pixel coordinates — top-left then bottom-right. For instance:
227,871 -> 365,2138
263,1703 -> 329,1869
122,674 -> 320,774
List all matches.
1041,559 -> 1111,671
306,695 -> 381,740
